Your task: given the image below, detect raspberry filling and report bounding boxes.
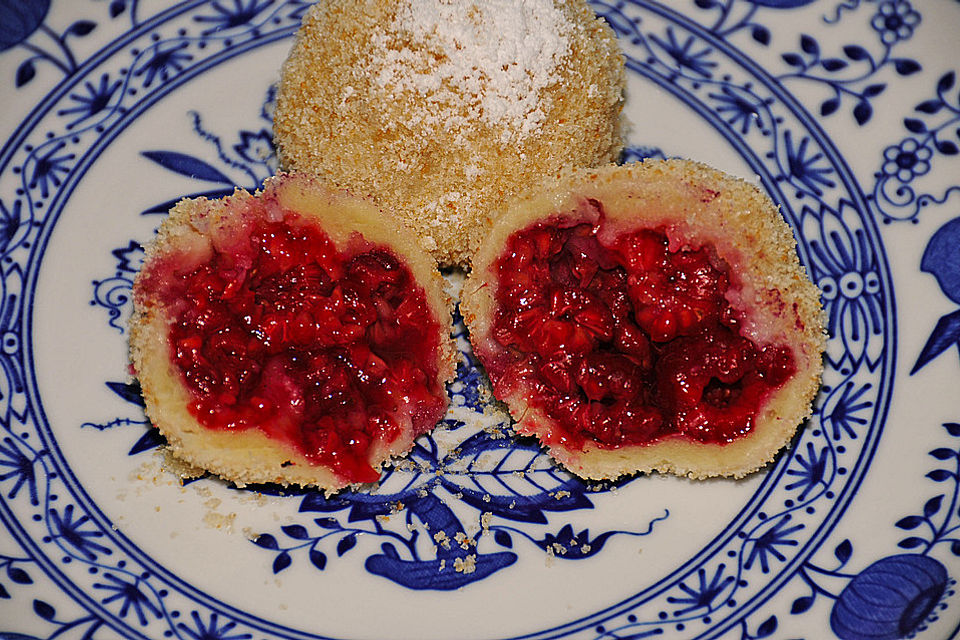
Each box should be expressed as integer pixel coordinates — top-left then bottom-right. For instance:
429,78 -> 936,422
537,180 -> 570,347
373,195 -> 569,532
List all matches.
148,208 -> 446,484
486,212 -> 796,451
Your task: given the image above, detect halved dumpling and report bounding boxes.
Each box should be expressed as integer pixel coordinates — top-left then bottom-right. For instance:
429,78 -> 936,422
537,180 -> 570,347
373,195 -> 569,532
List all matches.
130,173 -> 456,491
461,160 -> 825,480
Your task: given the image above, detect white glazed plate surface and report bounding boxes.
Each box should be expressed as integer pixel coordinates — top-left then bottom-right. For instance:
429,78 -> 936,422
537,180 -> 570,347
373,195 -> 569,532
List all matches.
1,1 -> 959,638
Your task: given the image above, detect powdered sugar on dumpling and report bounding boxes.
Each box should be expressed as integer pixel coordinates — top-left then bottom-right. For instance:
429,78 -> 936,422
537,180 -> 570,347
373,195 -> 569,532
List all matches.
371,0 -> 573,142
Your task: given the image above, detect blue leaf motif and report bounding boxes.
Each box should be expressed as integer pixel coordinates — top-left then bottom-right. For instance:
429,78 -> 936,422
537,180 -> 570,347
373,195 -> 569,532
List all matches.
441,459 -> 591,522
894,515 -> 923,530
911,310 -> 960,374
929,448 -> 956,460
32,599 -> 55,620
756,616 -> 777,638
314,517 -> 341,530
128,427 -> 164,455
834,539 -> 852,564
937,71 -> 955,93
843,45 -> 870,61
926,469 -> 954,482
6,566 -> 30,585
791,595 -> 814,614
67,20 -> 95,36
782,52 -> 804,67
853,101 -> 872,125
281,524 -> 308,540
897,537 -> 926,549
439,431 -> 595,521
106,381 -> 145,407
309,549 -> 327,570
894,58 -> 921,75
337,534 -> 357,557
15,60 -> 35,87
904,118 -> 927,133
822,58 -> 847,72
937,140 -> 959,155
272,551 -> 291,574
140,151 -> 232,184
253,534 -> 278,550
916,99 -> 942,114
923,495 -> 943,518
751,25 -> 770,45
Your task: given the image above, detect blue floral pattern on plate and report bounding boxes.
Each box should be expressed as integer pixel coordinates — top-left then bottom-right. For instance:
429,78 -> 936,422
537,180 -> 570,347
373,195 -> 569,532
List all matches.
0,0 -> 957,638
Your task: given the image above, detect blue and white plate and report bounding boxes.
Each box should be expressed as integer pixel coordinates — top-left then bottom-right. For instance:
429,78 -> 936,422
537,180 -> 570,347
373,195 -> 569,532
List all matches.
1,1 -> 959,638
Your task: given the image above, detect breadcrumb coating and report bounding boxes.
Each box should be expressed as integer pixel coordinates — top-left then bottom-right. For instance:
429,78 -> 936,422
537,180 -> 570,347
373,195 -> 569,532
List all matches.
273,0 -> 625,266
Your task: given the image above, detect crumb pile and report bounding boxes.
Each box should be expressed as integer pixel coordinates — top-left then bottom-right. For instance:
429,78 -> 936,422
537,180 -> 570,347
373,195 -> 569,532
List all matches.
273,0 -> 625,266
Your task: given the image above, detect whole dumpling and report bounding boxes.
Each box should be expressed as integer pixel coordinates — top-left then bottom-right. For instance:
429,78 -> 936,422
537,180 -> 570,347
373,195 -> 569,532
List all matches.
273,0 -> 625,266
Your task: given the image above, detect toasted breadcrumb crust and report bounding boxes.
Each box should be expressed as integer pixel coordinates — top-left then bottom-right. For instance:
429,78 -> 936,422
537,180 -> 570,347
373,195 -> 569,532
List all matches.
129,173 -> 456,491
461,159 -> 827,480
272,0 -> 625,267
